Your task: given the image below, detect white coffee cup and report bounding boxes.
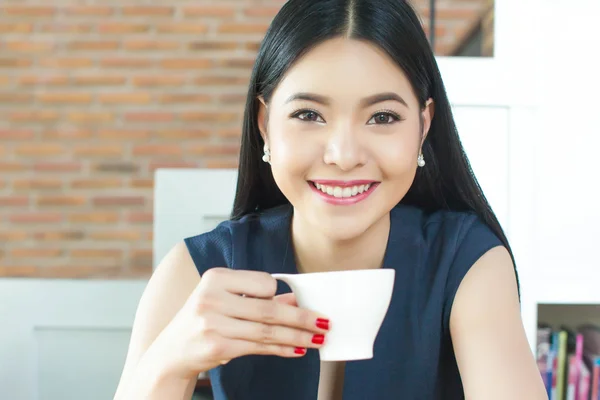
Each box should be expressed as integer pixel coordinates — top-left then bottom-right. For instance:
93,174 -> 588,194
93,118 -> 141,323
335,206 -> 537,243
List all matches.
272,268 -> 395,361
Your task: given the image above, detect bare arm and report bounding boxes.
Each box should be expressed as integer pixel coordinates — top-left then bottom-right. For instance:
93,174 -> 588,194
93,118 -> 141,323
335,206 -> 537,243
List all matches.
450,246 -> 548,400
113,242 -> 199,400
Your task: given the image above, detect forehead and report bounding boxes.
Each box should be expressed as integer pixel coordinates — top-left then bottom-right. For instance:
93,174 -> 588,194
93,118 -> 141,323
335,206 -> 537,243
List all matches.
272,37 -> 417,107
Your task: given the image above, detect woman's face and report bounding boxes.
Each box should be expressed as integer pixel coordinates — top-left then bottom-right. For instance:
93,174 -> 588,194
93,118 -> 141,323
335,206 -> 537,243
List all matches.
258,37 -> 434,241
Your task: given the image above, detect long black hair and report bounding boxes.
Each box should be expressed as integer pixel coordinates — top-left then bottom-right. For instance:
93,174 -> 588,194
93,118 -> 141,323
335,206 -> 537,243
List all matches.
230,0 -> 518,291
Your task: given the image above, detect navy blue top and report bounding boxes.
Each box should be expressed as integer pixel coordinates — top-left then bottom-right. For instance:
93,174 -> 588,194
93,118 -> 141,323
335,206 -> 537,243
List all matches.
184,204 -> 503,399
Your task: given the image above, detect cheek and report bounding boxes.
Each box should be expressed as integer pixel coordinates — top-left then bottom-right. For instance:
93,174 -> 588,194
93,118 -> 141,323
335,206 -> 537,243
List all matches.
268,121 -> 318,184
372,132 -> 421,179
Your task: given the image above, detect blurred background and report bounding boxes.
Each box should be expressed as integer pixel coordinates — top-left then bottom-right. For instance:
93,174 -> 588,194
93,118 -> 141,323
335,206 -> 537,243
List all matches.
0,0 -> 599,399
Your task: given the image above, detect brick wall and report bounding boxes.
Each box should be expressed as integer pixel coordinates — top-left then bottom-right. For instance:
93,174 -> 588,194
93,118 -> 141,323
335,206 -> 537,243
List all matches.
0,0 -> 491,279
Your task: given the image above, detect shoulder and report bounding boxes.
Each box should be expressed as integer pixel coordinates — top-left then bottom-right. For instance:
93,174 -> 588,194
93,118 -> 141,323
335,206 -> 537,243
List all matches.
183,204 -> 292,275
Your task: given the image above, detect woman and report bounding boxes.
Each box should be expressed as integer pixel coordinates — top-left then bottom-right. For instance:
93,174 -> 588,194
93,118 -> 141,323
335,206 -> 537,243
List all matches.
114,0 -> 546,399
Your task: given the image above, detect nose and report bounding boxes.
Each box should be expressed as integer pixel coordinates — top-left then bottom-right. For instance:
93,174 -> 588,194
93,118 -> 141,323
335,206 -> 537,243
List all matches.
323,126 -> 367,171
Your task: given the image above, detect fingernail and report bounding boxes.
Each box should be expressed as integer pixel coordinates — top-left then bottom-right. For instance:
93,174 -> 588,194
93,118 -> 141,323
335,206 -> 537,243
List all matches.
312,334 -> 325,345
316,318 -> 330,330
294,347 -> 306,355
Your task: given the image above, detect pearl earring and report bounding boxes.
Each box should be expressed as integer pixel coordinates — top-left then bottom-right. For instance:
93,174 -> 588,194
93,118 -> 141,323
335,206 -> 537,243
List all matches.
417,152 -> 426,167
262,144 -> 271,164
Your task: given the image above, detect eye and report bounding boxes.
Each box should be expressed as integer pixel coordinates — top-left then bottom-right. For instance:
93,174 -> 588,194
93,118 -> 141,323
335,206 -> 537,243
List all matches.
291,109 -> 325,123
367,111 -> 402,125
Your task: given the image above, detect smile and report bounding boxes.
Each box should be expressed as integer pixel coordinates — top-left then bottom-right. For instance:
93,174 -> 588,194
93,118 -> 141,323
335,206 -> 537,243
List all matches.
308,180 -> 379,205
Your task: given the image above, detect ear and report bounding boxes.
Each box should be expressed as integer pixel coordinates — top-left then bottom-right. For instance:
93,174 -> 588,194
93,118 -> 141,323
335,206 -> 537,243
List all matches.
421,98 -> 435,146
257,96 -> 268,144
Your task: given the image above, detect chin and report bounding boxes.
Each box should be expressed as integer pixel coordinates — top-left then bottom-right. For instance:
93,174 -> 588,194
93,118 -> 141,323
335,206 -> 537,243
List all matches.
307,211 -> 374,242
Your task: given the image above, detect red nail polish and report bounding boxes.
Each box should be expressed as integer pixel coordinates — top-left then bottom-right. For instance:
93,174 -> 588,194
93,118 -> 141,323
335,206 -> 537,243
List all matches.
316,318 -> 330,330
312,334 -> 325,345
294,347 -> 306,355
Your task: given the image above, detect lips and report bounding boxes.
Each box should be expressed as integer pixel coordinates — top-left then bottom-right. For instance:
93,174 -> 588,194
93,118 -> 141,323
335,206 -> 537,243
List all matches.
308,179 -> 380,205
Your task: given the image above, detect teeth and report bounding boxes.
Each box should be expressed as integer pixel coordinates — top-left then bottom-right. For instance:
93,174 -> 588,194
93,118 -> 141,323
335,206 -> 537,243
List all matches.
313,182 -> 372,198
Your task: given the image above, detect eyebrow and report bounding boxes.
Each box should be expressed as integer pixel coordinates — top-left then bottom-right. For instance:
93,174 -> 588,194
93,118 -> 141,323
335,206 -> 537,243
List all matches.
284,92 -> 409,108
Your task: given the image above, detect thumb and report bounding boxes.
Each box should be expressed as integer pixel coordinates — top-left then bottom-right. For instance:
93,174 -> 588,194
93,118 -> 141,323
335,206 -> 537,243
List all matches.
273,293 -> 297,306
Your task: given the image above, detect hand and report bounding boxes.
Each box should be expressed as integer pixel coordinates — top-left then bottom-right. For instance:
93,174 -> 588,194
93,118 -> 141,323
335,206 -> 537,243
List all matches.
151,268 -> 330,379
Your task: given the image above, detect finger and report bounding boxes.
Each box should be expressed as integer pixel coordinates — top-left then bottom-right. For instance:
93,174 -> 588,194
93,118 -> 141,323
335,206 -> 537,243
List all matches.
219,292 -> 330,334
211,313 -> 325,349
219,337 -> 308,360
201,268 -> 277,298
273,293 -> 297,306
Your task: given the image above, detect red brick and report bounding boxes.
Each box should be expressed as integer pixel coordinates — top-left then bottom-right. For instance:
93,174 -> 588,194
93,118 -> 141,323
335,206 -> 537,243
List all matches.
132,76 -> 185,87
123,41 -> 179,51
194,75 -> 249,86
0,162 -> 27,172
38,266 -> 122,279
219,93 -> 247,104
98,93 -> 151,104
183,6 -> 236,17
205,159 -> 239,169
33,231 -> 85,241
38,58 -> 93,68
189,41 -> 238,51
14,179 -> 63,191
180,112 -> 238,123
15,144 -> 63,157
152,130 -> 210,140
37,93 -> 92,104
39,24 -> 91,34
127,265 -> 152,278
124,112 -> 174,123
72,76 -> 127,86
132,249 -> 153,267
156,24 -> 208,34
218,23 -> 269,34
149,161 -> 198,172
243,7 -> 281,18
131,179 -> 154,189
92,162 -> 139,174
70,212 -> 119,224
73,146 -> 123,158
128,212 -> 153,224
158,93 -> 211,104
0,23 -> 33,33
93,196 -> 145,207
11,248 -> 63,258
189,144 -> 240,156
0,129 -> 35,140
4,41 -> 54,53
66,41 -> 119,51
0,93 -> 32,103
0,266 -> 38,278
160,59 -> 212,69
1,6 -> 56,17
0,196 -> 29,207
98,130 -> 149,140
9,110 -> 59,123
245,42 -> 261,51
0,58 -> 32,68
38,196 -> 87,207
10,213 -> 62,224
0,76 -> 9,86
218,58 -> 256,69
121,6 -> 173,16
100,58 -> 154,68
19,75 -> 69,85
133,144 -> 182,157
218,128 -> 241,138
0,231 -> 28,241
67,113 -> 113,124
33,162 -> 82,172
70,249 -> 123,258
89,231 -> 141,241
71,179 -> 122,189
64,6 -> 113,16
98,23 -> 150,34
43,130 -> 93,140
